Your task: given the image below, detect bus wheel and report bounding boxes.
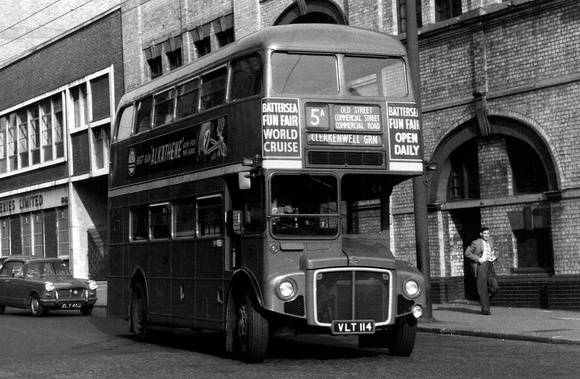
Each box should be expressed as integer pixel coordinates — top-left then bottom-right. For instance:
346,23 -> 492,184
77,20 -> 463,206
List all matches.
387,314 -> 417,356
0,305 -> 5,314
131,283 -> 149,342
30,294 -> 45,317
234,289 -> 269,363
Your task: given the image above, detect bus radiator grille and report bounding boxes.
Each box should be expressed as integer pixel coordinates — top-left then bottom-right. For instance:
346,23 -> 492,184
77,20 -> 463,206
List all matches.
284,295 -> 305,316
315,270 -> 390,324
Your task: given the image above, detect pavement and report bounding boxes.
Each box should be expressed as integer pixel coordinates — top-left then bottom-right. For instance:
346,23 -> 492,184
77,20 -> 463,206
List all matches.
94,281 -> 580,346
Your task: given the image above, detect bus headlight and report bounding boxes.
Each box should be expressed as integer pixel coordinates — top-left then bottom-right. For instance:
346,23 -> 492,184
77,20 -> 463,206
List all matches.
404,279 -> 420,298
276,278 -> 297,300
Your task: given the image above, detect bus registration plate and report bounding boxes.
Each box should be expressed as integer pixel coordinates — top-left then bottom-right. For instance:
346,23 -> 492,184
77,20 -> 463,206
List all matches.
60,303 -> 82,309
332,320 -> 375,335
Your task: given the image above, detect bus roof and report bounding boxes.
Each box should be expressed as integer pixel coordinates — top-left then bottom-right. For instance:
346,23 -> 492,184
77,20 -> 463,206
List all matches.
118,24 -> 407,106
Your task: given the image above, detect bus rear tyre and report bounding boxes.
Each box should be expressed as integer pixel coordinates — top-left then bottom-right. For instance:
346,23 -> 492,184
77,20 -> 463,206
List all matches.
387,314 -> 417,356
234,289 -> 269,363
131,283 -> 149,342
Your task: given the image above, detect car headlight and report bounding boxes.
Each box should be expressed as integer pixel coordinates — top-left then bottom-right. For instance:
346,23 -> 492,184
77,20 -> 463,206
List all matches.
44,281 -> 55,291
404,279 -> 420,298
275,278 -> 297,300
88,280 -> 99,291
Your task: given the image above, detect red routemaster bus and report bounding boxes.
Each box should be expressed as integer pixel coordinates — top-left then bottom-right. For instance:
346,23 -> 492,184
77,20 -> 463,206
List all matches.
108,24 -> 426,363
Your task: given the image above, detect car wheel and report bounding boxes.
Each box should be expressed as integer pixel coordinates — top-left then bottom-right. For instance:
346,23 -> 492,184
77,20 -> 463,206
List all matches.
387,314 -> 417,356
30,294 -> 45,317
80,305 -> 93,316
131,282 -> 149,342
0,305 -> 5,314
234,287 -> 269,363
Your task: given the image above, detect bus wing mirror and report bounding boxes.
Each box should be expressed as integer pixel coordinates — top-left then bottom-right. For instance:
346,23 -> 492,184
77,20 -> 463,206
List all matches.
239,172 -> 252,190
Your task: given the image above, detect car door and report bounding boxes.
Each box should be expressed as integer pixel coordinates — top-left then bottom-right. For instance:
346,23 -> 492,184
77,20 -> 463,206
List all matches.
3,262 -> 25,307
0,261 -> 12,305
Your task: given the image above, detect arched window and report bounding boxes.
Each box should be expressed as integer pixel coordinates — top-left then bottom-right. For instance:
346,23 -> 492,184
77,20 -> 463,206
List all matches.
274,0 -> 348,25
507,138 -> 549,194
447,140 -> 479,201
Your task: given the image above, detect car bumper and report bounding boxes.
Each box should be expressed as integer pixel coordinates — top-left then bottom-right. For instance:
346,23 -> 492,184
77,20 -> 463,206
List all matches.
40,298 -> 97,310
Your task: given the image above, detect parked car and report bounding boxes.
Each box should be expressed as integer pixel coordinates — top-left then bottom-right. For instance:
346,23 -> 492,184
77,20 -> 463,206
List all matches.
0,255 -> 98,317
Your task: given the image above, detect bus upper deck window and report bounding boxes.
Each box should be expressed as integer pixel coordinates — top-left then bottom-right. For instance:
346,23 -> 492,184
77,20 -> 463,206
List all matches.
271,53 -> 338,95
231,54 -> 263,100
114,105 -> 134,142
343,56 -> 407,98
200,68 -> 227,111
135,96 -> 153,134
176,79 -> 199,119
153,89 -> 175,127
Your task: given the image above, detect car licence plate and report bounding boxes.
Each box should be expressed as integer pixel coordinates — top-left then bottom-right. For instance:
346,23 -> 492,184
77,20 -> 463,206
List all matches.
332,320 -> 375,335
60,303 -> 83,309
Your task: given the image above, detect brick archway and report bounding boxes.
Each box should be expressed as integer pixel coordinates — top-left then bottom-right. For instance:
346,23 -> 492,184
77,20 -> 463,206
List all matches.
274,0 -> 347,25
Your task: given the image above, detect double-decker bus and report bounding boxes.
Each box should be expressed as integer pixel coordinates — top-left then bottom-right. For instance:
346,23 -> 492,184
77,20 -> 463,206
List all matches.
108,24 -> 426,363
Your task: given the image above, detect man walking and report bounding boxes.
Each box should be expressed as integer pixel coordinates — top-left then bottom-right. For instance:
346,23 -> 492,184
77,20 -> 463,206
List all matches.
465,227 -> 499,315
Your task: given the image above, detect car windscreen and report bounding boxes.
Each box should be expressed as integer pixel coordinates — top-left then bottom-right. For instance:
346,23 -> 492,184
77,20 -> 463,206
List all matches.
25,262 -> 72,278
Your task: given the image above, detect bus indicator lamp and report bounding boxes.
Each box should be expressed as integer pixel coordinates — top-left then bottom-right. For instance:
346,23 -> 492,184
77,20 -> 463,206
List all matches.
276,278 -> 297,300
412,305 -> 423,319
269,244 -> 279,254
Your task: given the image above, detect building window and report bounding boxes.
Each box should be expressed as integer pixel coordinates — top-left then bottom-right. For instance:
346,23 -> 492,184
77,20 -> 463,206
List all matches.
33,212 -> 44,256
436,0 -> 462,22
194,37 -> 211,57
214,14 -> 234,47
54,95 -> 64,159
0,219 -> 9,256
508,207 -> 553,271
398,0 -> 423,34
216,29 -> 234,47
508,139 -> 549,194
167,48 -> 182,71
90,75 -> 111,122
148,56 -> 163,79
92,125 -> 108,170
447,140 -> 480,200
57,207 -> 69,256
17,110 -> 29,168
71,84 -> 88,129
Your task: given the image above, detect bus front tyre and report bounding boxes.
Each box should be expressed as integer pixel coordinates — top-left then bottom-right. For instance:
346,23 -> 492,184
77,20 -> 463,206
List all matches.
234,289 -> 269,363
387,314 -> 417,356
131,283 -> 149,342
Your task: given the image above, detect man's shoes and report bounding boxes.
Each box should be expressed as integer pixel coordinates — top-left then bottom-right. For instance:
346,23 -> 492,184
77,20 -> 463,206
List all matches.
481,310 -> 491,315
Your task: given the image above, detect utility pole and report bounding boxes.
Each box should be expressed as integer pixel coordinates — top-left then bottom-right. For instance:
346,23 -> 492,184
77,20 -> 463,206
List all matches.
405,0 -> 434,321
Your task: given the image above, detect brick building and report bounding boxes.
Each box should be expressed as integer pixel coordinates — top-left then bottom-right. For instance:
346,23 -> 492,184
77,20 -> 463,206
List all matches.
0,9 -> 124,279
1,0 -> 578,308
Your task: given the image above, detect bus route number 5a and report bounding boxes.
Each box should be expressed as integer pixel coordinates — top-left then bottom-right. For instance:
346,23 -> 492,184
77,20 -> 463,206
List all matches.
306,105 -> 329,129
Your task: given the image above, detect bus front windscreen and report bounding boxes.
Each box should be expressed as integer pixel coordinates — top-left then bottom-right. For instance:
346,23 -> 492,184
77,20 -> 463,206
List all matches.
270,174 -> 339,236
271,52 -> 338,95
